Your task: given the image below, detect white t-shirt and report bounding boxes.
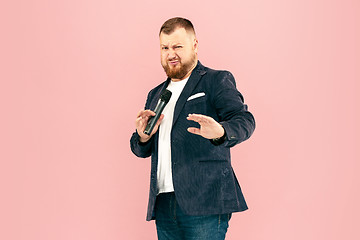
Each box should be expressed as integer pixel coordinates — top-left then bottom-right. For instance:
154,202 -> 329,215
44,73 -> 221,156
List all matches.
157,77 -> 189,194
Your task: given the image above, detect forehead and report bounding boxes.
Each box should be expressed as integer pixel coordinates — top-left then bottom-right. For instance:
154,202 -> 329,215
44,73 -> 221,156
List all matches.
160,28 -> 191,45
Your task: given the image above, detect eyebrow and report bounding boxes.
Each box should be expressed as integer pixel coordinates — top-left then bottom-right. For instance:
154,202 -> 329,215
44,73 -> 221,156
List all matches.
160,43 -> 183,47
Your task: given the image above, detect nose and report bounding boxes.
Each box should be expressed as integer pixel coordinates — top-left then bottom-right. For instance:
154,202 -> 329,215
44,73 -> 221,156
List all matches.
168,49 -> 176,60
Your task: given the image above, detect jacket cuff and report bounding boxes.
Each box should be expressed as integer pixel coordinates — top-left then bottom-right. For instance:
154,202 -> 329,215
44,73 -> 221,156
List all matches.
209,127 -> 227,146
219,121 -> 239,147
135,130 -> 153,146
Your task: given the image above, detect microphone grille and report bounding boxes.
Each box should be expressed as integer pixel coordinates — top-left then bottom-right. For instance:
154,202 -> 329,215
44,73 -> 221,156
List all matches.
160,89 -> 172,103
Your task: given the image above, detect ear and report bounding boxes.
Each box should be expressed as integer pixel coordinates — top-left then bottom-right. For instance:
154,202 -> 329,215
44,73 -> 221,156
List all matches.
193,38 -> 199,53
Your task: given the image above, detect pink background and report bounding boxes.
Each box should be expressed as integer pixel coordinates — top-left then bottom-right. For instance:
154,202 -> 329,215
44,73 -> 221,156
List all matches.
1,0 -> 359,239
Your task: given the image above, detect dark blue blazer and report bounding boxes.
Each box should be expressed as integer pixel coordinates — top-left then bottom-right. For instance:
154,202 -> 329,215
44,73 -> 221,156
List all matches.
130,61 -> 255,221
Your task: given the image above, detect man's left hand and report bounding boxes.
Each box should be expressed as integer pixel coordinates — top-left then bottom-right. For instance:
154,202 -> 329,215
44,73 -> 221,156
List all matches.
187,114 -> 225,139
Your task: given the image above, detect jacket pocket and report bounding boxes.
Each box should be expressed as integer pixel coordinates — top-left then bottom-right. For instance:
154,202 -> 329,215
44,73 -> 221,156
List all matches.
185,95 -> 207,105
184,96 -> 207,115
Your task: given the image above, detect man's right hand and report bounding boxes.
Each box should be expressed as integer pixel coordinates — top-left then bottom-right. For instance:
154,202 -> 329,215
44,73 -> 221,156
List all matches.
135,109 -> 164,143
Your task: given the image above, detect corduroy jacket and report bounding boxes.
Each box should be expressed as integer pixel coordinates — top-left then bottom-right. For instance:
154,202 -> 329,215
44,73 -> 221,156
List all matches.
130,61 -> 255,221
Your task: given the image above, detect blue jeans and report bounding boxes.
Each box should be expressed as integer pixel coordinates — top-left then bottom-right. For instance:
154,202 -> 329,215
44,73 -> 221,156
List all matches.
154,192 -> 231,240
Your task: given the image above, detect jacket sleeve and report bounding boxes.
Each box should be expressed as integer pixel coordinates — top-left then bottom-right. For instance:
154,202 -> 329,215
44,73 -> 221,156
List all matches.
130,130 -> 154,158
211,71 -> 256,147
129,90 -> 155,158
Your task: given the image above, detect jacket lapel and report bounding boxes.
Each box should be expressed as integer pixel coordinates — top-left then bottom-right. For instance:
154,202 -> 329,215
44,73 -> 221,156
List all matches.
149,80 -> 170,110
172,61 -> 207,127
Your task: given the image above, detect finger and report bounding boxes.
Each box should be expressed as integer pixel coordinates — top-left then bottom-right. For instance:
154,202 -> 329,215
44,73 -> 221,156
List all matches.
138,109 -> 156,118
135,117 -> 146,132
187,114 -> 211,124
187,127 -> 202,135
187,113 -> 209,121
135,116 -> 142,125
135,115 -> 145,125
136,108 -> 144,118
136,114 -> 148,125
144,109 -> 156,117
158,114 -> 164,122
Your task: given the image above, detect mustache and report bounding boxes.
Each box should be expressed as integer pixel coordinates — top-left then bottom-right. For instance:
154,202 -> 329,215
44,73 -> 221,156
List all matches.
168,58 -> 180,62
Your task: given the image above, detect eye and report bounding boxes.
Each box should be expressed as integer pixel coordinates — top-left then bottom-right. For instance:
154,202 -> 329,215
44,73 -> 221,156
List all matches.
175,46 -> 182,49
162,46 -> 168,50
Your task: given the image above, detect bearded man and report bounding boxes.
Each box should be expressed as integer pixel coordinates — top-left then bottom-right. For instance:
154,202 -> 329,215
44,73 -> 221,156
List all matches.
130,17 -> 255,240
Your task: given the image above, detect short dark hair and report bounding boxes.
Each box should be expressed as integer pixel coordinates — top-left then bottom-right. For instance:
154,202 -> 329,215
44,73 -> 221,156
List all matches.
159,17 -> 196,36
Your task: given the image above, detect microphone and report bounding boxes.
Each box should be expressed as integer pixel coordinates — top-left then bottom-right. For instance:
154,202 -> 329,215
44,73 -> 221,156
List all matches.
144,89 -> 172,135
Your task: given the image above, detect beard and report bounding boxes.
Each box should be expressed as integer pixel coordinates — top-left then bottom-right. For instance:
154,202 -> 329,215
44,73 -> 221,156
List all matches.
162,54 -> 196,80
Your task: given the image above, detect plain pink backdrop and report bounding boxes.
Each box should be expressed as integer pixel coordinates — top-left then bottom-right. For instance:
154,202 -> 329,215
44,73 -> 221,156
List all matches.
1,0 -> 359,239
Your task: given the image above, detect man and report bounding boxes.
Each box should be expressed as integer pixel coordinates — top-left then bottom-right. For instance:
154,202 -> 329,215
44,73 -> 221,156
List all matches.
130,17 -> 255,240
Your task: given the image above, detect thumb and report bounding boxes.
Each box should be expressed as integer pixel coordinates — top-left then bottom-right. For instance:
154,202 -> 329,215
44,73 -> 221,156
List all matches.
187,127 -> 201,135
156,114 -> 164,125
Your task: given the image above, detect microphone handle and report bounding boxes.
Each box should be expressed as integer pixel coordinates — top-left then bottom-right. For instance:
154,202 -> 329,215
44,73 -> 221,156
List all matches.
144,100 -> 166,135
